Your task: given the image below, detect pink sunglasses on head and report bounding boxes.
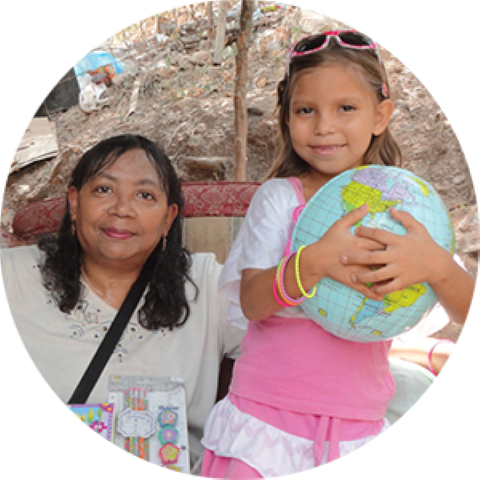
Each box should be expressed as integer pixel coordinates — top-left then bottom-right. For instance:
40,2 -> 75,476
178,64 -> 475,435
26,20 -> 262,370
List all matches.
287,30 -> 387,97
288,30 -> 381,61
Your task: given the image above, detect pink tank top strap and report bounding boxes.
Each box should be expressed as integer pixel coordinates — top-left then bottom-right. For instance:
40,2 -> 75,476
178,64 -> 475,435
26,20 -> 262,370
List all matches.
286,177 -> 305,204
285,177 -> 306,255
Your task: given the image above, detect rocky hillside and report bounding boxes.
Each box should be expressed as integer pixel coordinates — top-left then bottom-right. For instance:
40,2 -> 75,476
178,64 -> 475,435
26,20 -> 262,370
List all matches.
3,6 -> 477,283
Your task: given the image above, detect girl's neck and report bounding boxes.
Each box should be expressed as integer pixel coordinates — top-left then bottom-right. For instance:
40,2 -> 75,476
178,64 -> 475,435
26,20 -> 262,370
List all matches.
298,171 -> 331,203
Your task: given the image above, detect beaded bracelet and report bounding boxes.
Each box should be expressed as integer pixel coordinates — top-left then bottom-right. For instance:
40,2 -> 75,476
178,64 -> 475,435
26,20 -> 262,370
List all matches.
294,246 -> 316,298
276,251 -> 304,306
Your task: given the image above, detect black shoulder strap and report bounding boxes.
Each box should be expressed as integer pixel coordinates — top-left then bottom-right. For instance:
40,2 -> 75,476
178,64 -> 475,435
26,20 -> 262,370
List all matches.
68,256 -> 154,405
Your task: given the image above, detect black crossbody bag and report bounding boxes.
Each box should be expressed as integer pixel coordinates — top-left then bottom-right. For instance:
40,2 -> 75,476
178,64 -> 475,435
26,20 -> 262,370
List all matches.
68,257 -> 154,405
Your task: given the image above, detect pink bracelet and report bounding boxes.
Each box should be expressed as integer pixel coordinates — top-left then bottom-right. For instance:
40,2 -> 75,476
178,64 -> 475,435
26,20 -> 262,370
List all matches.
272,273 -> 291,308
427,339 -> 454,376
273,252 -> 304,308
277,251 -> 304,306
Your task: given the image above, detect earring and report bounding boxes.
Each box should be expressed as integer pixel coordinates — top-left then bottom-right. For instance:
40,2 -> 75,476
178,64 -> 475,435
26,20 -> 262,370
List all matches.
381,83 -> 389,98
71,220 -> 76,237
162,236 -> 167,251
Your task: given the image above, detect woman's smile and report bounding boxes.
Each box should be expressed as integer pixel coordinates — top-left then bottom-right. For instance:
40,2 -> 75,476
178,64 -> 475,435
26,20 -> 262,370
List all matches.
101,227 -> 135,240
68,149 -> 178,271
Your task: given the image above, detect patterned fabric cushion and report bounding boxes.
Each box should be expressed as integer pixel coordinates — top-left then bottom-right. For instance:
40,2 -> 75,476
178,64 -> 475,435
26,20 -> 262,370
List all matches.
6,182 -> 260,248
183,182 -> 260,218
12,197 -> 66,244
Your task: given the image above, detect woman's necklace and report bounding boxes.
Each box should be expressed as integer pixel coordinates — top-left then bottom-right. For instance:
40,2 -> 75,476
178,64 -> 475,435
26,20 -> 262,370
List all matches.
81,269 -> 100,295
81,267 -> 110,302
80,267 -> 131,309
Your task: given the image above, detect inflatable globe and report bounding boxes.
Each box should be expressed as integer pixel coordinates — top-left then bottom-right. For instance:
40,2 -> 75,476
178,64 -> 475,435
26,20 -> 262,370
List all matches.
290,165 -> 455,343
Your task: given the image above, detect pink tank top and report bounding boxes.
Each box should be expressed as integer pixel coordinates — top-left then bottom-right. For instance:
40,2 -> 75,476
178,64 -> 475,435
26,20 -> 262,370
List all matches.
230,177 -> 395,421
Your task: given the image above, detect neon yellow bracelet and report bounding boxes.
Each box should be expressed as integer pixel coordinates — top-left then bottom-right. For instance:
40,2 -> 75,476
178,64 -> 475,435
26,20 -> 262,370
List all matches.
294,246 -> 316,298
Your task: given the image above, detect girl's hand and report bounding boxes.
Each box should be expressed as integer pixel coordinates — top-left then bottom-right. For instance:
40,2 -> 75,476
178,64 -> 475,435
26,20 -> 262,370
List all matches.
240,204 -> 385,321
307,204 -> 386,300
341,208 -> 451,295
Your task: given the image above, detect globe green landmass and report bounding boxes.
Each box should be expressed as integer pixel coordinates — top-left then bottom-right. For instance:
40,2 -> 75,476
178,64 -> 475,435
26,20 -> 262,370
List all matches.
292,165 -> 455,342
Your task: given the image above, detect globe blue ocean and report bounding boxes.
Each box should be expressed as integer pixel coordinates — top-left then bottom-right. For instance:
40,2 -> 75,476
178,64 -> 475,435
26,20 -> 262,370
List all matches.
290,165 -> 455,343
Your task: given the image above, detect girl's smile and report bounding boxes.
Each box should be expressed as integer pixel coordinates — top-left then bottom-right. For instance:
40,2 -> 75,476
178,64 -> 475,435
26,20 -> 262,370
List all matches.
310,144 -> 346,156
287,63 -> 392,187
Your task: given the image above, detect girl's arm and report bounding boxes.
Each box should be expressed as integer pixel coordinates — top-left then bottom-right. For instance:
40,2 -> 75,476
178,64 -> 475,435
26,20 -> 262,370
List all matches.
342,208 -> 475,324
240,205 -> 385,321
420,251 -> 474,324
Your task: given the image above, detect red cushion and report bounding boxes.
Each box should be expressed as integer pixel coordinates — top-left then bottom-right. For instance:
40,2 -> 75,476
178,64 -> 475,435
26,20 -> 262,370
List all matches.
11,182 -> 260,241
12,197 -> 66,241
183,182 -> 260,217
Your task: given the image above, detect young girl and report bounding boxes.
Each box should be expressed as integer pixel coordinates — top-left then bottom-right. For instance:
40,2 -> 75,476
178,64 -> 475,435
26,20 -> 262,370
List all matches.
200,30 -> 475,477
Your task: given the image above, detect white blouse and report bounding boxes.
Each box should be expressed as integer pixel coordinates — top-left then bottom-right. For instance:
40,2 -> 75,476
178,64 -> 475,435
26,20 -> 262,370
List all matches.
1,245 -> 245,466
220,179 -> 306,329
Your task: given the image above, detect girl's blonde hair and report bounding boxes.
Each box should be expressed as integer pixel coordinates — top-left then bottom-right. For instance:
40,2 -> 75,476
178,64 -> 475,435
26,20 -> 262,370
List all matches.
266,40 -> 402,180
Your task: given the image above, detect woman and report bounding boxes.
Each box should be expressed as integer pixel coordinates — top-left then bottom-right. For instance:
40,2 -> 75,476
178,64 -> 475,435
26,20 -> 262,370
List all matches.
1,134 -> 244,468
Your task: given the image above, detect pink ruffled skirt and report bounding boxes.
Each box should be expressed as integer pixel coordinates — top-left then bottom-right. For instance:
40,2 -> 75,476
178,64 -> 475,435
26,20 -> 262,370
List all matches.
201,394 -> 388,478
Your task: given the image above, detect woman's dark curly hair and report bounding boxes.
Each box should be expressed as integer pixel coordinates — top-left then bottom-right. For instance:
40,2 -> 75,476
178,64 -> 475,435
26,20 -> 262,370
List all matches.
38,134 -> 197,331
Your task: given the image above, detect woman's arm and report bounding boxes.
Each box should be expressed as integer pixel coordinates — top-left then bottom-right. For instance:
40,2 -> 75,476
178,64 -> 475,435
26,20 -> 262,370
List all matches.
390,336 -> 454,375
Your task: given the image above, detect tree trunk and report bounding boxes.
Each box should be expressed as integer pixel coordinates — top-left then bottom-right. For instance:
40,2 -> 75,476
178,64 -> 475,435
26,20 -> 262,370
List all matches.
234,0 -> 254,181
213,1 -> 228,65
206,1 -> 214,63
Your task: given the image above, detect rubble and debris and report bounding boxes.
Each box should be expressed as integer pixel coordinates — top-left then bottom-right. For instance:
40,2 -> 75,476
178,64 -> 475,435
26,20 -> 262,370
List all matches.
3,5 -> 477,283
11,117 -> 59,174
